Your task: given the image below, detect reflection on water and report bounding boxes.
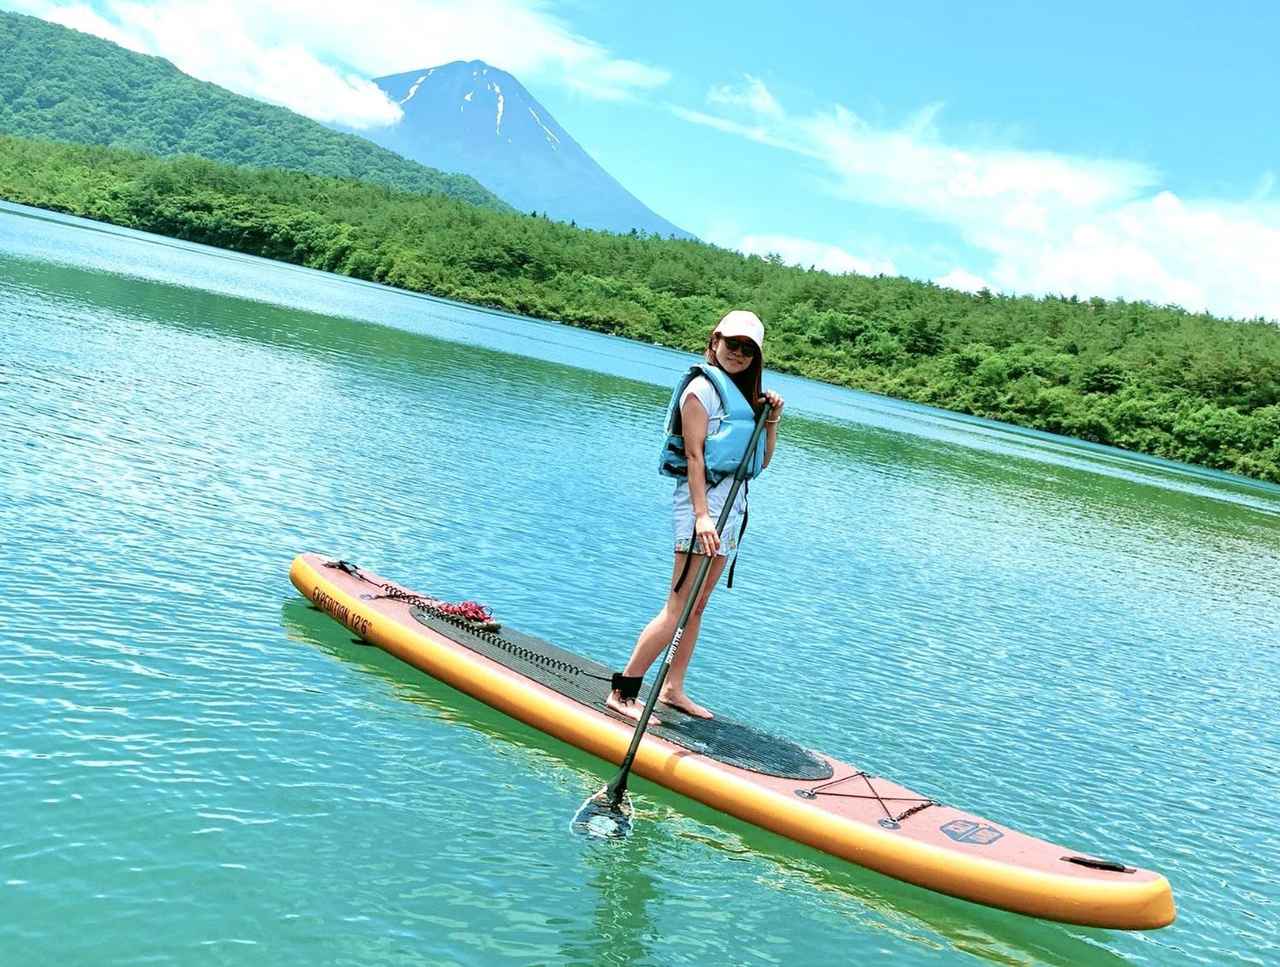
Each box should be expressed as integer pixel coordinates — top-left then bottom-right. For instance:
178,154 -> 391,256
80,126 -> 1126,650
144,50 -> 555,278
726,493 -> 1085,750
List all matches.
561,830 -> 662,966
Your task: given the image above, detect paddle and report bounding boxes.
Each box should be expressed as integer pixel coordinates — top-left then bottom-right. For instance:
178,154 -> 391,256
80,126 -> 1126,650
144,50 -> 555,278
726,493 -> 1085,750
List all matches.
573,401 -> 774,838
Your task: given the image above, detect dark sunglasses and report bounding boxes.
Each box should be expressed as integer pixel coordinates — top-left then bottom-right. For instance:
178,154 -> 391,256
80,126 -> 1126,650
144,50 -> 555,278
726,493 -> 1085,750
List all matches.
720,336 -> 757,355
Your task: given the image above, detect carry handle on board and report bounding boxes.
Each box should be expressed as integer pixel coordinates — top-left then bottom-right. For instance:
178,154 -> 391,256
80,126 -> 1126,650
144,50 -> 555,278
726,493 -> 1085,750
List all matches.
572,401 -> 774,838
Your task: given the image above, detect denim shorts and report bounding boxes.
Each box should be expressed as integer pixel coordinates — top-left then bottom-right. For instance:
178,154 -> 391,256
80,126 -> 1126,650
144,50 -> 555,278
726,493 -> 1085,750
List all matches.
671,479 -> 746,557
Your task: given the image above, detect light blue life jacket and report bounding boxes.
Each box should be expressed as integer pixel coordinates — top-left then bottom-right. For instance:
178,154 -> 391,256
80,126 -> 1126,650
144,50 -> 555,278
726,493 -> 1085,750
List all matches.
658,364 -> 766,484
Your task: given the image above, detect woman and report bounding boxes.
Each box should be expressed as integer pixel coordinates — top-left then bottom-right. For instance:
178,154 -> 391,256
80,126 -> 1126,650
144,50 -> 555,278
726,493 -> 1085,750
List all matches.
605,310 -> 784,723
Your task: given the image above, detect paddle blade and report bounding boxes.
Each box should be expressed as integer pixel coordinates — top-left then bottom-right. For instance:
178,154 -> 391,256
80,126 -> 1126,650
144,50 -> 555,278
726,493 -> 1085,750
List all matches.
571,787 -> 634,839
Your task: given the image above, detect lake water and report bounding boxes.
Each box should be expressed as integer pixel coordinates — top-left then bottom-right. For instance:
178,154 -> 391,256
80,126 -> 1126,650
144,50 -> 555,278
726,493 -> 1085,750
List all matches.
2,200 -> 1277,966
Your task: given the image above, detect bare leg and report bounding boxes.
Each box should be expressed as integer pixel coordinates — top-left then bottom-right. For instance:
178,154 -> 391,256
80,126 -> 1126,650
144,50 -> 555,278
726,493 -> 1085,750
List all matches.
605,553 -> 696,724
658,556 -> 726,719
605,552 -> 726,722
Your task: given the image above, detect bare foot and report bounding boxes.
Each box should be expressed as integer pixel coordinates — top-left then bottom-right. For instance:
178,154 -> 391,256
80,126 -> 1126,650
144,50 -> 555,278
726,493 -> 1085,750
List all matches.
605,691 -> 661,725
658,690 -> 714,719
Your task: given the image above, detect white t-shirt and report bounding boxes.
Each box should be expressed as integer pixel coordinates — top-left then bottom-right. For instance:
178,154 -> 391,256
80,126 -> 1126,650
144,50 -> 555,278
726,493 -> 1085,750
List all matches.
680,375 -> 726,433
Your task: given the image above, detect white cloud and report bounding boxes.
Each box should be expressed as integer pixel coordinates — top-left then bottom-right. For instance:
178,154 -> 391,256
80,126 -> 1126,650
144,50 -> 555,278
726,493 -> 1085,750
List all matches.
708,75 -> 782,118
669,106 -> 802,153
739,233 -> 895,277
678,75 -> 1280,320
990,193 -> 1280,320
30,2 -> 145,52
15,0 -> 670,127
569,58 -> 670,102
935,269 -> 991,294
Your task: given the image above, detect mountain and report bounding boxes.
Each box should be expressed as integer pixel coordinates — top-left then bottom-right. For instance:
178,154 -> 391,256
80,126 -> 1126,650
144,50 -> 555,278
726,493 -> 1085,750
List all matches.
0,12 -> 509,211
364,61 -> 693,238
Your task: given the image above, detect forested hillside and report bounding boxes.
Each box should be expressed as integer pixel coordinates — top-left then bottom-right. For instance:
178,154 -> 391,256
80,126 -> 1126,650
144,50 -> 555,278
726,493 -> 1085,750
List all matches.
0,11 -> 509,211
3,135 -> 1278,482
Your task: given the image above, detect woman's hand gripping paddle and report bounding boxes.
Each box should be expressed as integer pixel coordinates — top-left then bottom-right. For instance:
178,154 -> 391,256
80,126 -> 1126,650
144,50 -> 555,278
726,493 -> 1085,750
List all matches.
573,403 -> 773,839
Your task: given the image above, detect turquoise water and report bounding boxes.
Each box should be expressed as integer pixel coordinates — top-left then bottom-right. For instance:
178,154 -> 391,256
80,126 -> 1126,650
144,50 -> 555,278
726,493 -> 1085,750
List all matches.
2,200 -> 1277,966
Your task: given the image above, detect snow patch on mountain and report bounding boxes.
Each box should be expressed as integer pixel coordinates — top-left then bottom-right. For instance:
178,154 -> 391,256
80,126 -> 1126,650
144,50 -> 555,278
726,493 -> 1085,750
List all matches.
399,70 -> 433,105
527,106 -> 559,148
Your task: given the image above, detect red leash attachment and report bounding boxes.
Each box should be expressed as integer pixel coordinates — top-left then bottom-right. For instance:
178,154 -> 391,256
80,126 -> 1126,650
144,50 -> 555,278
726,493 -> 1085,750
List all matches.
433,599 -> 501,632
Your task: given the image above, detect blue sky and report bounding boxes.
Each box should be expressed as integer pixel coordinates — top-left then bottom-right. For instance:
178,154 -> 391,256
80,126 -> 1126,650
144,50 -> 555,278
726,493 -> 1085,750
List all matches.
8,0 -> 1280,320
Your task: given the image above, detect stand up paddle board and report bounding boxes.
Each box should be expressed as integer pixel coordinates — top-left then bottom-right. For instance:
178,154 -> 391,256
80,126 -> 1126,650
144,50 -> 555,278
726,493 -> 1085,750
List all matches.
290,553 -> 1175,929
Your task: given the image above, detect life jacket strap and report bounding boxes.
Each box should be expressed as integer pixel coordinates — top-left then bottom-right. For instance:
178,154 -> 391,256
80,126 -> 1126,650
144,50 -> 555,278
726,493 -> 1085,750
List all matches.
726,484 -> 750,589
672,547 -> 695,593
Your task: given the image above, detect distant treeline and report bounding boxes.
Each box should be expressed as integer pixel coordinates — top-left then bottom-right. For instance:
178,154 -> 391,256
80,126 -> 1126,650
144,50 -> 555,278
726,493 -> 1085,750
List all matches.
3,134 -> 1278,482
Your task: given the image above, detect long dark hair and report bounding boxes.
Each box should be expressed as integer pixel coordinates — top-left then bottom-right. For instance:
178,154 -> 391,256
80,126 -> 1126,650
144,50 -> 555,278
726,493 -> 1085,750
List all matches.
704,330 -> 764,417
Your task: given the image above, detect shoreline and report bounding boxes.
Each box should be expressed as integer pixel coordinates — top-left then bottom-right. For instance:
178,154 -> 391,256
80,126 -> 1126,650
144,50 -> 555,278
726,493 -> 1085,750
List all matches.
3,134 -> 1277,484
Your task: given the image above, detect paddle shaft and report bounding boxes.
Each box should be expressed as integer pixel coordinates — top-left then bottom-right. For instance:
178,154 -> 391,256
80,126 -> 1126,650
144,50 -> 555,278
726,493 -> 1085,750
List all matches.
605,402 -> 773,805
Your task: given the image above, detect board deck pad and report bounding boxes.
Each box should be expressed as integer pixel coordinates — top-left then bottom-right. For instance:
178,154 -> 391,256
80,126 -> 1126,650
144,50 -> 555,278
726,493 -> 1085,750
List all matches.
410,606 -> 833,781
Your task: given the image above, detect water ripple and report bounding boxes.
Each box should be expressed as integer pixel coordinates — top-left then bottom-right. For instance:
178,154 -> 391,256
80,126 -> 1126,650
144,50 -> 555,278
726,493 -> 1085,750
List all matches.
3,206 -> 1279,966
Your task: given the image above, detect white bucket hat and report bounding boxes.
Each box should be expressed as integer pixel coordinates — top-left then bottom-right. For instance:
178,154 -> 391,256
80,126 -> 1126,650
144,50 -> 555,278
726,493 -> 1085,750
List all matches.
714,310 -> 764,352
